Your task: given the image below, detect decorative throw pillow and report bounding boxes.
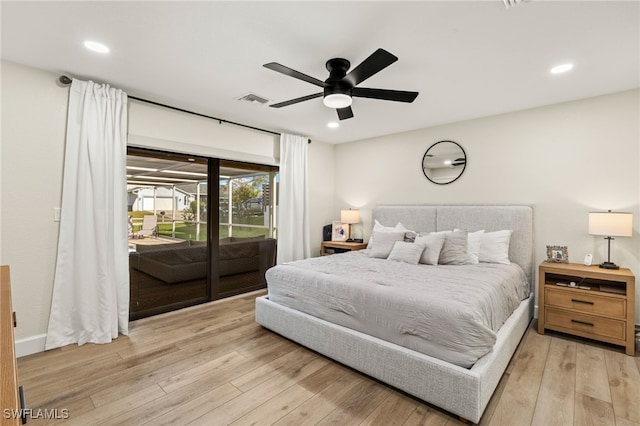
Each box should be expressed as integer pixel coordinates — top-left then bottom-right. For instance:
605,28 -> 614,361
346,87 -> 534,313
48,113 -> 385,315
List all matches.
438,230 -> 469,265
368,231 -> 406,258
454,229 -> 484,264
403,230 -> 417,243
414,233 -> 446,265
387,241 -> 426,265
479,230 -> 512,264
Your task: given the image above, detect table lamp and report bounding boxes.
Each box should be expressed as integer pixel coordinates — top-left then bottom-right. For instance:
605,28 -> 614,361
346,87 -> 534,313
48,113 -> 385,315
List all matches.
588,210 -> 633,269
341,209 -> 361,242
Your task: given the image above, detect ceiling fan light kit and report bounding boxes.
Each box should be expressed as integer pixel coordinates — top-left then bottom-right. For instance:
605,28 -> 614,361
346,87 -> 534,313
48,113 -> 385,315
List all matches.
264,48 -> 418,120
323,93 -> 352,109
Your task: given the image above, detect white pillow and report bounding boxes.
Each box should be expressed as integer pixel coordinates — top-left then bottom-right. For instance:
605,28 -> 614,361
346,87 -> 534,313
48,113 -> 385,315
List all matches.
368,231 -> 406,258
368,220 -> 411,248
454,229 -> 484,264
387,241 -> 425,264
479,230 -> 512,264
467,230 -> 484,264
414,233 -> 445,265
373,220 -> 409,232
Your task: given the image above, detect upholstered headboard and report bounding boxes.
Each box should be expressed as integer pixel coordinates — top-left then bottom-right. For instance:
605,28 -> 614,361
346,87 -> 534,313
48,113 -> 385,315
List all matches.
372,205 -> 534,288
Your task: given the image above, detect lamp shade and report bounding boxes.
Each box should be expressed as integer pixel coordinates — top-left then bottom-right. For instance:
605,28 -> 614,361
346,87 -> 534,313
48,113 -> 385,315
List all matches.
588,211 -> 633,237
341,209 -> 360,224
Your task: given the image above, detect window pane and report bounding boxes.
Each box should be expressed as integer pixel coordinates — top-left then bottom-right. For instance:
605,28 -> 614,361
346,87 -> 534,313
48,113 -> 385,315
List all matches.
127,151 -> 209,320
217,164 -> 276,297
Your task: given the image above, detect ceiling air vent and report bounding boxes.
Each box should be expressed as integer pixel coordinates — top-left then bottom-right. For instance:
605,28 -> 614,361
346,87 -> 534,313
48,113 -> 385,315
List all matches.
235,92 -> 270,105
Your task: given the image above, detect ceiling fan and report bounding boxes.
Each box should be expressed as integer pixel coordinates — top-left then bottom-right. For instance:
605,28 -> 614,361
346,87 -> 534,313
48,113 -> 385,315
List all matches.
263,48 -> 419,120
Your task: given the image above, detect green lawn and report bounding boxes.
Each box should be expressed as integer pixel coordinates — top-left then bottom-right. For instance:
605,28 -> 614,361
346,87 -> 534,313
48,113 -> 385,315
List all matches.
158,222 -> 208,241
129,212 -> 269,240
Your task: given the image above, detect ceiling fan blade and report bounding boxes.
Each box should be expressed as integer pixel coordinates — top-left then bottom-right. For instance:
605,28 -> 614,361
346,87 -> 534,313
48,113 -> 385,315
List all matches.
337,106 -> 354,120
263,62 -> 328,88
269,92 -> 323,108
344,48 -> 398,86
352,87 -> 419,103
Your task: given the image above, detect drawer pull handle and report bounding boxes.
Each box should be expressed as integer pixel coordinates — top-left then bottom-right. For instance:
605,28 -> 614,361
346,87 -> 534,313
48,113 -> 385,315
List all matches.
571,299 -> 594,305
571,319 -> 594,327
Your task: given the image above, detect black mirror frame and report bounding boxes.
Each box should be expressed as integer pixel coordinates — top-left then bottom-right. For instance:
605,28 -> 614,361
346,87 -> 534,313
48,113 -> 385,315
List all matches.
421,140 -> 467,185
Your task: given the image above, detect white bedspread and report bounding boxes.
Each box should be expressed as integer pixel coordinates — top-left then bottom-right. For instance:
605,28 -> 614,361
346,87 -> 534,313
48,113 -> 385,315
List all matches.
266,251 -> 530,368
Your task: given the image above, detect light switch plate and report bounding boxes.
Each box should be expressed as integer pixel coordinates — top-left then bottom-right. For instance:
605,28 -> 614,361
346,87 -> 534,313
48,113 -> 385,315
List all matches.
54,207 -> 61,222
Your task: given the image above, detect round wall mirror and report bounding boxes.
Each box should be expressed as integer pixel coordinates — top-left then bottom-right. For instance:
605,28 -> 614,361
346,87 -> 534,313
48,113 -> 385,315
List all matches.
422,140 -> 467,185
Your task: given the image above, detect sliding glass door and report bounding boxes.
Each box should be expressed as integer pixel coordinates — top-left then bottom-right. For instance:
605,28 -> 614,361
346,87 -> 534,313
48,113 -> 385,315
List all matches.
216,161 -> 278,298
126,148 -> 278,319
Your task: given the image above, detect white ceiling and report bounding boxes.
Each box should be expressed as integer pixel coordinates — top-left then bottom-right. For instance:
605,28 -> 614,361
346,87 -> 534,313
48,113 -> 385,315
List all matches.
1,1 -> 638,144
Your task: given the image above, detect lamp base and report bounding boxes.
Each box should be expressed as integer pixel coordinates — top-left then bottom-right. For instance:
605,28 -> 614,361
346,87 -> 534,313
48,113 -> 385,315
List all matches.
599,261 -> 620,270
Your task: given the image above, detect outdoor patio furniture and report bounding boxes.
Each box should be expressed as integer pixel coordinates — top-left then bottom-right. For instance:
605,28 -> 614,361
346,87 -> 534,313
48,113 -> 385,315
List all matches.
136,215 -> 157,238
129,237 -> 277,320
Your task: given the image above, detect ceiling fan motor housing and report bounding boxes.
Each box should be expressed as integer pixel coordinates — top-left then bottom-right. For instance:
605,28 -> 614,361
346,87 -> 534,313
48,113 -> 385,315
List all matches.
325,58 -> 350,76
324,58 -> 353,97
324,83 -> 352,98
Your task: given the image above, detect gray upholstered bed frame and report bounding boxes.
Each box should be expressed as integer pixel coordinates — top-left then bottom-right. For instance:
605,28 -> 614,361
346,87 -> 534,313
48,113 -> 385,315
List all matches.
255,205 -> 534,423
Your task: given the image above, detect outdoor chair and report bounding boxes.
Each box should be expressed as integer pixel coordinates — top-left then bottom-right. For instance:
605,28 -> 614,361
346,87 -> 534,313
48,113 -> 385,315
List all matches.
136,215 -> 158,238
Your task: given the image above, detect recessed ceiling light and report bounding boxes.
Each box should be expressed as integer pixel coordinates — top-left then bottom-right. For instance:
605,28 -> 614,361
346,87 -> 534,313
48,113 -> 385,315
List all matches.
83,40 -> 110,54
327,122 -> 339,129
550,63 -> 574,74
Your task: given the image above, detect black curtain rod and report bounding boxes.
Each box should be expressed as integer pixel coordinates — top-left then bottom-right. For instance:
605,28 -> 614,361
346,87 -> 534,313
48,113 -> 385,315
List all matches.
58,75 -> 282,138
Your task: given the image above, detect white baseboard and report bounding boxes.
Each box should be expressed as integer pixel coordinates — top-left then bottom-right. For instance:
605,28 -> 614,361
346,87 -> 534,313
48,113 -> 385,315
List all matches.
15,334 -> 47,358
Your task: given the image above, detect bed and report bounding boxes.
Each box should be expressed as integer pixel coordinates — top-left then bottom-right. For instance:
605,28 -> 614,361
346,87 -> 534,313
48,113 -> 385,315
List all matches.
255,205 -> 534,423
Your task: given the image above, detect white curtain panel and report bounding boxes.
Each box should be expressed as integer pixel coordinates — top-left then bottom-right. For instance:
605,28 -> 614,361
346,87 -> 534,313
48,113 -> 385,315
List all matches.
45,79 -> 129,350
277,133 -> 310,263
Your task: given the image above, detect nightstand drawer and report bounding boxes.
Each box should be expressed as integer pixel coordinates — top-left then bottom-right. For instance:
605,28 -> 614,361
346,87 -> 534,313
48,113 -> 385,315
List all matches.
545,287 -> 625,318
545,307 -> 626,341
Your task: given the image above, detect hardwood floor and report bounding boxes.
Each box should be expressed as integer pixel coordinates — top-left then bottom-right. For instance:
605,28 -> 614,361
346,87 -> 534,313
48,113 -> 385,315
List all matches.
16,290 -> 640,425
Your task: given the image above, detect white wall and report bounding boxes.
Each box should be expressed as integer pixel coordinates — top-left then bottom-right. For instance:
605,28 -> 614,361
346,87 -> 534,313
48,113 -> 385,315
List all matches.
128,100 -> 279,165
307,139 -> 335,257
333,89 -> 640,323
0,61 -> 336,353
1,62 -> 68,347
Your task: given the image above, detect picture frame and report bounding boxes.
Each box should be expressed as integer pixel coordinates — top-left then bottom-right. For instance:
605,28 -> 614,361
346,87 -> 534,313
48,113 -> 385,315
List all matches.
546,245 -> 569,263
331,221 -> 347,242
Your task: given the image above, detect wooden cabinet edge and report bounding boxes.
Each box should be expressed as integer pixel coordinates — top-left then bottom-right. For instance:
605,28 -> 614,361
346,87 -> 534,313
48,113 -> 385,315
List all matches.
1,265 -> 21,426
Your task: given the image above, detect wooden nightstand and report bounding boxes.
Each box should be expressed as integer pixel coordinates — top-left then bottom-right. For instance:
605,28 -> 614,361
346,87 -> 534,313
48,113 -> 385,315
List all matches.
538,262 -> 635,355
321,241 -> 368,256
